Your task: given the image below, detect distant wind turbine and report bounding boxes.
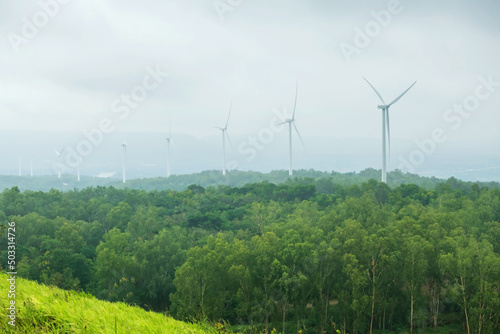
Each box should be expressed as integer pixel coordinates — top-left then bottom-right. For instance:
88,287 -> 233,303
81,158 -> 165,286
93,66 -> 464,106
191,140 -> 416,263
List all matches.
279,82 -> 305,176
30,156 -> 33,177
77,155 -> 82,182
121,142 -> 128,183
165,116 -> 175,178
54,148 -> 65,178
215,101 -> 233,176
363,77 -> 416,183
18,157 -> 22,177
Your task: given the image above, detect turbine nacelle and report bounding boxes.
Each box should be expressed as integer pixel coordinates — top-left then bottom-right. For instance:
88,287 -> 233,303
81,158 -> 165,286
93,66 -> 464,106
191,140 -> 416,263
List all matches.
377,105 -> 387,110
54,148 -> 65,157
279,119 -> 294,125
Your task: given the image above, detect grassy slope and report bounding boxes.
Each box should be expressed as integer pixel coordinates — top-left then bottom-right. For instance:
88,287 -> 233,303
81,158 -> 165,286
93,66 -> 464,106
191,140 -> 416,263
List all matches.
0,272 -> 217,334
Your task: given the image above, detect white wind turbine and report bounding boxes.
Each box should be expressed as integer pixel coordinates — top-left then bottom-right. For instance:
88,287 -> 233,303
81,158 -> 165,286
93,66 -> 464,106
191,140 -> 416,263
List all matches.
77,154 -> 82,182
363,77 -> 416,183
121,142 -> 128,183
54,148 -> 65,178
215,101 -> 233,176
18,157 -> 22,177
165,117 -> 175,178
279,82 -> 305,176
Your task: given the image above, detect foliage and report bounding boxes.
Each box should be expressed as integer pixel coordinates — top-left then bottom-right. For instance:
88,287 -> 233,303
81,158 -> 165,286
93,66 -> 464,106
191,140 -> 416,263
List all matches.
0,175 -> 499,333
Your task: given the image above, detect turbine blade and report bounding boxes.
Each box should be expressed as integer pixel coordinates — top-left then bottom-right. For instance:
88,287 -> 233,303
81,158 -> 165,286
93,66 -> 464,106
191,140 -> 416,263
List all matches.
225,100 -> 232,128
292,122 -> 306,152
292,81 -> 298,120
225,131 -> 234,150
362,77 -> 386,105
54,149 -> 60,156
387,81 -> 417,107
277,121 -> 289,125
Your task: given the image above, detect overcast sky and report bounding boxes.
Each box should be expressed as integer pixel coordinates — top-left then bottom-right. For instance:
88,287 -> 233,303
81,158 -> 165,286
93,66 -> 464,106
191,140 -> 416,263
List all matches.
0,0 -> 499,179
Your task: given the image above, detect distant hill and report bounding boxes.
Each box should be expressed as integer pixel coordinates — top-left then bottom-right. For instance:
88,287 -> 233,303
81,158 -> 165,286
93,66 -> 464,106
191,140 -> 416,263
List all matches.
0,272 -> 218,333
0,168 -> 498,192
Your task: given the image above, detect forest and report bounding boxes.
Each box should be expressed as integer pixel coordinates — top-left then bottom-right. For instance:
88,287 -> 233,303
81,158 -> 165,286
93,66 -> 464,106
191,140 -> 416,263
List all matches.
1,176 -> 499,333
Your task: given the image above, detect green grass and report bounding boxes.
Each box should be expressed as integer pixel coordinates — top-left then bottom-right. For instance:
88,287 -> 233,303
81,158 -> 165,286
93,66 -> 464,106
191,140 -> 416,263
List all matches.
0,272 -> 218,333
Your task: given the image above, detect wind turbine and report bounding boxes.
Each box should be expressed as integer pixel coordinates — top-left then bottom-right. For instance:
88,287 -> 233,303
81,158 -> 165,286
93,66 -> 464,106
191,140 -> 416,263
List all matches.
54,148 -> 65,178
279,82 -> 305,176
215,101 -> 233,176
121,142 -> 128,183
165,116 -> 175,178
363,77 -> 416,183
30,155 -> 34,177
77,155 -> 82,182
18,157 -> 22,177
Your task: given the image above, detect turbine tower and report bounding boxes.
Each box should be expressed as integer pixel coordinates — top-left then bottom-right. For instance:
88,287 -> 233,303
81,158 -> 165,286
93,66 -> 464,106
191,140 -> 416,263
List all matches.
77,155 -> 82,182
121,142 -> 128,183
18,157 -> 22,177
215,101 -> 233,176
165,116 -> 175,178
54,148 -> 65,178
363,77 -> 416,183
279,82 -> 305,176
30,156 -> 33,177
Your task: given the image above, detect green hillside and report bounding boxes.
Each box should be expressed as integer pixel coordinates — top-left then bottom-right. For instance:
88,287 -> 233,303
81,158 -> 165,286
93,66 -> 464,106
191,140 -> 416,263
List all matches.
0,272 -> 218,334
